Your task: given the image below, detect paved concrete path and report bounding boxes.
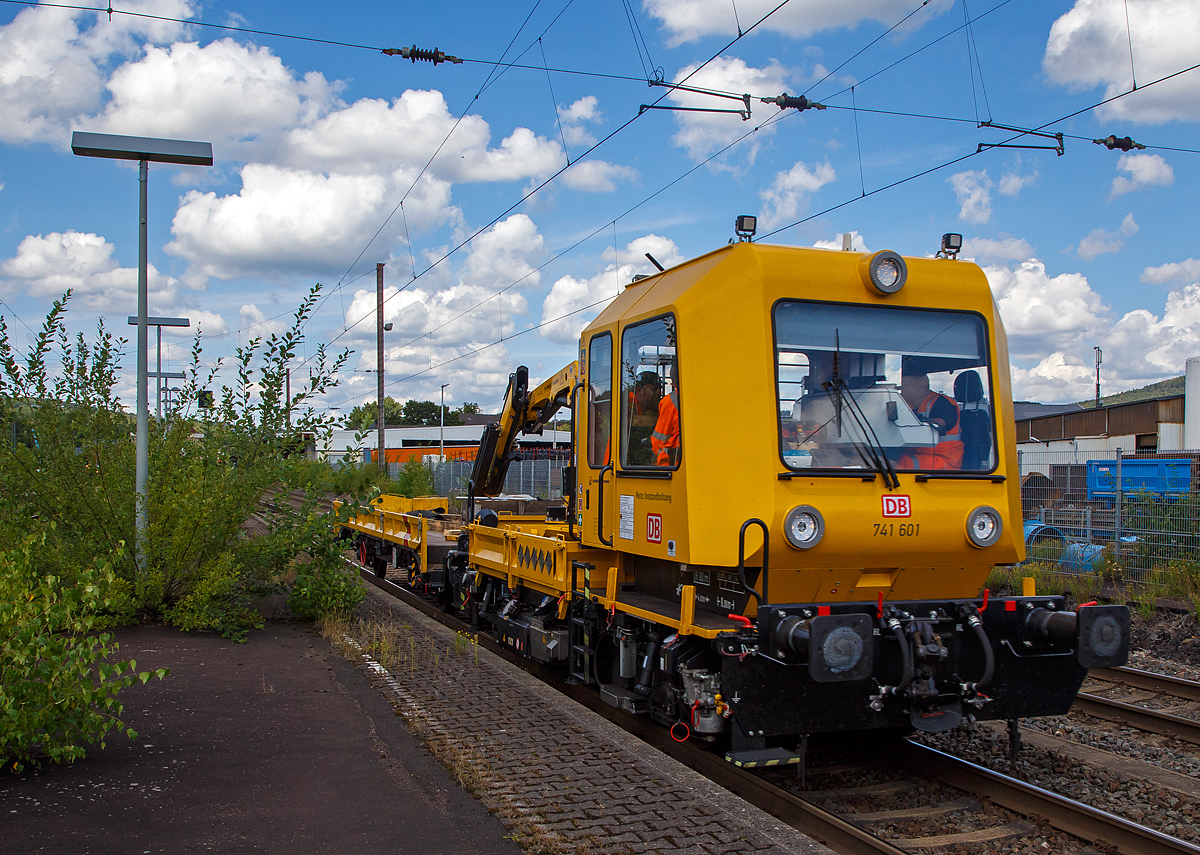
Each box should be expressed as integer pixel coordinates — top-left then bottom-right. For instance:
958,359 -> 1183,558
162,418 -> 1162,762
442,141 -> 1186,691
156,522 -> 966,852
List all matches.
353,584 -> 833,855
1,624 -> 523,855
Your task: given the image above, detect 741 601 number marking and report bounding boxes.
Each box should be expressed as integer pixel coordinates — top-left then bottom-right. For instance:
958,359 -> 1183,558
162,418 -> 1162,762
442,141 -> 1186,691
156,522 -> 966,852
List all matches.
873,523 -> 920,536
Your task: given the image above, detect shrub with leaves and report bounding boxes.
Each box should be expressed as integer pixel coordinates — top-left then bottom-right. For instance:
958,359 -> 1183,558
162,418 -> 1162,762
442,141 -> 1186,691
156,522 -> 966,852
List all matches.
0,531 -> 167,771
0,284 -> 368,638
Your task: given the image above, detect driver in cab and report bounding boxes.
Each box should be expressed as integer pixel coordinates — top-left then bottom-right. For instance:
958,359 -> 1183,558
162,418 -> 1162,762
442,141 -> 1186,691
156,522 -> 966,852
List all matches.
896,366 -> 963,470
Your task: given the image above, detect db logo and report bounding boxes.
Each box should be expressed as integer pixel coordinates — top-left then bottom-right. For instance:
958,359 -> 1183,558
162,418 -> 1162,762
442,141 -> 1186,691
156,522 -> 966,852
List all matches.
882,495 -> 911,518
646,513 -> 662,543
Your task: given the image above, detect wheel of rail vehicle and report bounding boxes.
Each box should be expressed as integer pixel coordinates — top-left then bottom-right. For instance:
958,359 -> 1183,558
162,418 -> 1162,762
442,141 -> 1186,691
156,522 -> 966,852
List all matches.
357,539 -> 368,568
372,554 -> 387,578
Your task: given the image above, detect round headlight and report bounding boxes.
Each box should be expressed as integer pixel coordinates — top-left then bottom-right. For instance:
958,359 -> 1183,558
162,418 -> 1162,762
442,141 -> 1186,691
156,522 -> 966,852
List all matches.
784,505 -> 825,550
860,250 -> 908,296
966,505 -> 1003,548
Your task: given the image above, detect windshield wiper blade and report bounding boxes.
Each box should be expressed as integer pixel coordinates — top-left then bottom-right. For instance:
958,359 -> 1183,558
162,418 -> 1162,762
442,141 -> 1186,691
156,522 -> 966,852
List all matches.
834,378 -> 900,490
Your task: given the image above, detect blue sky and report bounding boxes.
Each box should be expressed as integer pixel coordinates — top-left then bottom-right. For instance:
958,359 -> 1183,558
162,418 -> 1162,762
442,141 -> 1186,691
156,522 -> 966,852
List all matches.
0,0 -> 1197,414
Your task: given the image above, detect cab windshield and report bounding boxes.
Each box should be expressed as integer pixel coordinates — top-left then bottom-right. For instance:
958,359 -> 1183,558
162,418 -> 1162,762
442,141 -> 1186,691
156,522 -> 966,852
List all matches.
774,301 -> 996,474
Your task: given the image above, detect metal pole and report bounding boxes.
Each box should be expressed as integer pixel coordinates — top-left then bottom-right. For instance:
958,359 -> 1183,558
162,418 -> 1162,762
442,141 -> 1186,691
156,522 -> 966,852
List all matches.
1115,447 -> 1123,558
135,159 -> 149,572
440,382 -> 449,461
376,262 -> 386,474
156,324 -> 162,419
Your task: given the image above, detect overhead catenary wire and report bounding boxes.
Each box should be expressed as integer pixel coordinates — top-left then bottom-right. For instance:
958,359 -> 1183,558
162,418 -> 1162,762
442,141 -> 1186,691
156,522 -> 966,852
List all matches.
336,105 -> 796,409
308,0 -> 564,326
21,0 -> 1196,397
539,38 -> 571,164
297,0 -> 800,372
962,0 -> 992,124
816,0 -> 1017,103
759,57 -> 1200,241
803,0 -> 936,97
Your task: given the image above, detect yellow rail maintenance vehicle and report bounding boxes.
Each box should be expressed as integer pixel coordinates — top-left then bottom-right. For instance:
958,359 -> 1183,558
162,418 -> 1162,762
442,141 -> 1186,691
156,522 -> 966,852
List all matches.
347,222 -> 1130,768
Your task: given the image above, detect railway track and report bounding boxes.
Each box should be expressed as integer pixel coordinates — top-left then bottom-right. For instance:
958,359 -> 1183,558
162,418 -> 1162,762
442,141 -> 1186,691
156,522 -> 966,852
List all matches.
1075,667 -> 1200,746
353,561 -> 1200,855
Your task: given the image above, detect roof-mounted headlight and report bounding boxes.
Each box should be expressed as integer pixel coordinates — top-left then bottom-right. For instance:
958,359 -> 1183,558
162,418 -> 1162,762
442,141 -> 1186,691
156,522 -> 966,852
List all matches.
784,505 -> 824,550
859,250 -> 908,296
966,505 -> 1003,548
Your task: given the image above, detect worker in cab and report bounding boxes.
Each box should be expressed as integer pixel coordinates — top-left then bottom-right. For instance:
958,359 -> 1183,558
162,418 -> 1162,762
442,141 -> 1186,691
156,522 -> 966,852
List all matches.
651,363 -> 680,466
897,366 -> 963,470
625,371 -> 662,466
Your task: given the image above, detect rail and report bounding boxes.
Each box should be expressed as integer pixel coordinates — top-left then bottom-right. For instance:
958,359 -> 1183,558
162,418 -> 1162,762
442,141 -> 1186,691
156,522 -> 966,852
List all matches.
1077,666 -> 1200,746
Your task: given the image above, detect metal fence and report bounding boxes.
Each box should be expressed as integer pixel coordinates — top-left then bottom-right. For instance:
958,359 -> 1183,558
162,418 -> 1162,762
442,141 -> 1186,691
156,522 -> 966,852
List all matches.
428,454 -> 570,501
1019,448 -> 1200,578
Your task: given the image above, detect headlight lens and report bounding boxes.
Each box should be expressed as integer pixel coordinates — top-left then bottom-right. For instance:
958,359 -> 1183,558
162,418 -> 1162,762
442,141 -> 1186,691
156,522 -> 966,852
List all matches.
784,505 -> 824,550
875,258 -> 901,289
966,505 -> 1003,548
861,250 -> 908,295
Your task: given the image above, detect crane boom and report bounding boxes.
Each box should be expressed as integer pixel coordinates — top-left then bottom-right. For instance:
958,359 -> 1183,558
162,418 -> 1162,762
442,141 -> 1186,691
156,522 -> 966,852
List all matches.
470,361 -> 579,496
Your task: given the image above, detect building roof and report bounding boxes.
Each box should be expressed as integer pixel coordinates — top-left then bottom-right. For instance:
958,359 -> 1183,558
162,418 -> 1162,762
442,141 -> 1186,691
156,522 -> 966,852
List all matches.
1013,402 -> 1085,421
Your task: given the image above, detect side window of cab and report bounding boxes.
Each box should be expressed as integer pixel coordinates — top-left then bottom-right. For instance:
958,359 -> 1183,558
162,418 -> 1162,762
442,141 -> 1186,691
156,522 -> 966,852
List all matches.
587,333 -> 613,468
620,315 -> 680,468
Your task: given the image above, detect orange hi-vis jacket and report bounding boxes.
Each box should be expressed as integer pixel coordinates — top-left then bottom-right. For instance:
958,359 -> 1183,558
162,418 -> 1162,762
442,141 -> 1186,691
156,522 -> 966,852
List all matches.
900,390 -> 963,470
651,392 -> 680,466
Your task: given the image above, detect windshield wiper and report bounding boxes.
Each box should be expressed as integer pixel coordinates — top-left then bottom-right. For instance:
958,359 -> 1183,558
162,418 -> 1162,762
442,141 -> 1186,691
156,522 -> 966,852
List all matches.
833,377 -> 900,490
827,329 -> 899,490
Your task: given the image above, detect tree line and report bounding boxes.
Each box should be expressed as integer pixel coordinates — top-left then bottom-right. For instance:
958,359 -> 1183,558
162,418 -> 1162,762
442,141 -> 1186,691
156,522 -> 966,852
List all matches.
344,396 -> 482,430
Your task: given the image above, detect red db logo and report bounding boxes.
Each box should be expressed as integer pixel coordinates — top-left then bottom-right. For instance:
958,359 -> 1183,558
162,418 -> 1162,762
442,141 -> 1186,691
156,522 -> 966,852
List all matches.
882,495 -> 911,518
646,513 -> 662,543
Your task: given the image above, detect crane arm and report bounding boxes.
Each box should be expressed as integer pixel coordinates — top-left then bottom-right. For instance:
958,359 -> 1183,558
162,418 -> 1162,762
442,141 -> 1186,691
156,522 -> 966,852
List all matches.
471,361 -> 580,496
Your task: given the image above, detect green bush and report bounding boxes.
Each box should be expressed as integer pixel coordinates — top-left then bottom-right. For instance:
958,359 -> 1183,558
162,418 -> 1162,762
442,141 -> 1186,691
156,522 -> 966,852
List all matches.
0,531 -> 167,771
391,455 -> 435,498
0,286 -> 355,636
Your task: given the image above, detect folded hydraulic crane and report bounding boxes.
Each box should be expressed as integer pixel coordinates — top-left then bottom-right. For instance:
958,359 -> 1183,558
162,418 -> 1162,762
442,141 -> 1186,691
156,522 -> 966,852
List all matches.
470,362 -> 579,498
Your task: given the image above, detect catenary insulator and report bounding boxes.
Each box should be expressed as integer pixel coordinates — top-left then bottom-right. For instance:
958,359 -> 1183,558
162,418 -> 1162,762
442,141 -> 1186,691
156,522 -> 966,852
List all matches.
761,93 -> 826,111
382,45 -> 463,65
1094,134 -> 1146,151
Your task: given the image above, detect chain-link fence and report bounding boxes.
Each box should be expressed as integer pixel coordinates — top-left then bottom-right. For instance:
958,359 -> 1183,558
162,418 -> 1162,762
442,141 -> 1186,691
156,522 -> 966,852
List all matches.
428,453 -> 570,501
1019,448 -> 1200,579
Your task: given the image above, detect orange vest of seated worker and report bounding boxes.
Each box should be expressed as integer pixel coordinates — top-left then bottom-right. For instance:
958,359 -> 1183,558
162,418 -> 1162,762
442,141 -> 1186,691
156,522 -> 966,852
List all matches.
651,390 -> 680,466
897,372 -> 963,470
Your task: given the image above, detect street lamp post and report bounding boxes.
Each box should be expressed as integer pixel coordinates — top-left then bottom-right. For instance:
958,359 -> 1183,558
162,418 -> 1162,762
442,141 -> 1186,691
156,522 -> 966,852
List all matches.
73,132 -> 213,571
126,316 -> 189,418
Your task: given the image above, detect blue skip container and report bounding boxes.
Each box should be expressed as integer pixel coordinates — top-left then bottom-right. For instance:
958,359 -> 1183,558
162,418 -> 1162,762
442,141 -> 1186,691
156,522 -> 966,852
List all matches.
1086,458 -> 1191,501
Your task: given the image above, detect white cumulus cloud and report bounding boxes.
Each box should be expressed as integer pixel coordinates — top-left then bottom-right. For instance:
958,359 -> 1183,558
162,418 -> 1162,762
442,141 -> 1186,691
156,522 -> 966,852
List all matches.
539,236 -> 683,344
1045,0 -> 1200,123
0,0 -> 191,145
1109,152 -> 1174,197
558,96 -> 602,147
96,39 -> 339,157
668,56 -> 789,164
948,170 -> 993,224
1076,213 -> 1138,261
813,231 -> 869,252
985,257 -> 1200,401
961,236 -> 1035,262
644,0 -> 953,46
759,160 -> 836,229
166,164 -> 453,284
1142,258 -> 1200,285
343,215 -> 544,354
997,164 -> 1038,196
0,230 -> 182,315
